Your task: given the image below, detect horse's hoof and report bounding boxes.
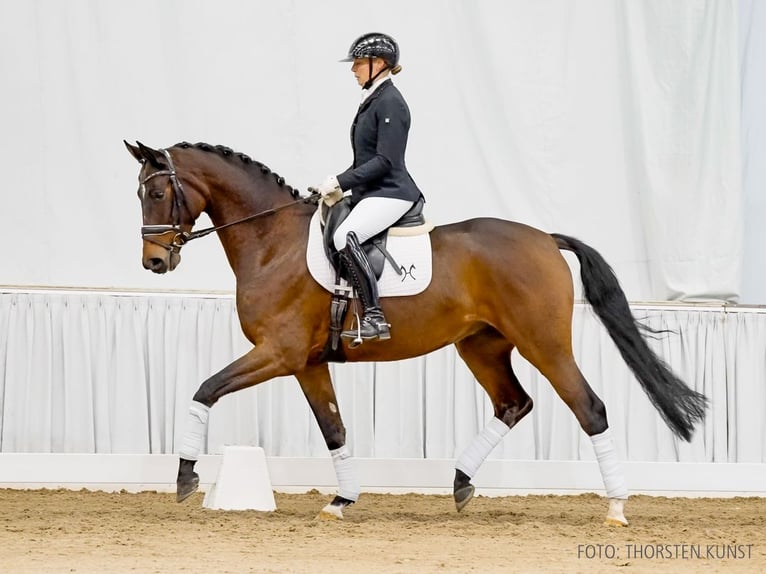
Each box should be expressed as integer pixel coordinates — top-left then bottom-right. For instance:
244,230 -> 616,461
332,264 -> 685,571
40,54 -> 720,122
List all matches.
315,495 -> 355,520
176,475 -> 200,503
604,497 -> 628,526
454,484 -> 475,512
316,503 -> 344,520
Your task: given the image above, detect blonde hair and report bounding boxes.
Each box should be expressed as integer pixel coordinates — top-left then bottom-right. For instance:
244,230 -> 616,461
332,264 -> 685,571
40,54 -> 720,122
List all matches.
391,65 -> 402,75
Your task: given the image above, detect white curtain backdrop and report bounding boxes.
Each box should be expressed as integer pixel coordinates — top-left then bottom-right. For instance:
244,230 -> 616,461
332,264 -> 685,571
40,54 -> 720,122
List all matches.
2,290 -> 765,464
0,0 -> 756,302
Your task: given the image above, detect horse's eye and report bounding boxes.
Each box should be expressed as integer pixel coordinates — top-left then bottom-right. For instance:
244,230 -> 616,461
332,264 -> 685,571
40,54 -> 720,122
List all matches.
149,188 -> 166,200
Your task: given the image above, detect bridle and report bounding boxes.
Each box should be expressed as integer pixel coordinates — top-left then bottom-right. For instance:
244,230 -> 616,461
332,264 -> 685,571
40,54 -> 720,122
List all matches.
139,148 -> 315,253
139,149 -> 192,253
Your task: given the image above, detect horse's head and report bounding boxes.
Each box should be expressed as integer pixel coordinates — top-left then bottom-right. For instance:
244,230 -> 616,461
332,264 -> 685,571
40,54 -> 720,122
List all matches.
124,141 -> 205,273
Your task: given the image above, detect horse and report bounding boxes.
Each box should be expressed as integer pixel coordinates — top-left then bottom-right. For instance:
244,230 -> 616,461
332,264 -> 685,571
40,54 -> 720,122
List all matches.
125,140 -> 707,525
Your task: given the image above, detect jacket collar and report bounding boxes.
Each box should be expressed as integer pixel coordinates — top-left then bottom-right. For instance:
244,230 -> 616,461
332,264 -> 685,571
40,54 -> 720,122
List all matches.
360,74 -> 391,102
357,78 -> 393,113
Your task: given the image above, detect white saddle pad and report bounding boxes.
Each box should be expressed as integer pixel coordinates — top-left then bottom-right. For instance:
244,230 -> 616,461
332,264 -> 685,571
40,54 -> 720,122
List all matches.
305,211 -> 433,297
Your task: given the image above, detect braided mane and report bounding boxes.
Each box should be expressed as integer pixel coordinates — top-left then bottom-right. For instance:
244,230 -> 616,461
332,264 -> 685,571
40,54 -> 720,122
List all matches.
174,141 -> 300,198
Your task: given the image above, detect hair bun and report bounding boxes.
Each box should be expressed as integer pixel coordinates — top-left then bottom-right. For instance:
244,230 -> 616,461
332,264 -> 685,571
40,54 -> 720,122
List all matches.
391,64 -> 402,75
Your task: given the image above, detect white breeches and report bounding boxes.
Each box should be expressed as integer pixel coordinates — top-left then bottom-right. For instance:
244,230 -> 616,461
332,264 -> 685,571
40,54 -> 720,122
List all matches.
333,196 -> 415,251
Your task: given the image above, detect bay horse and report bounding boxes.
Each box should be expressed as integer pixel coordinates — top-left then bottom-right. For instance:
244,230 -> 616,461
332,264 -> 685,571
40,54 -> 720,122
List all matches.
125,140 -> 707,525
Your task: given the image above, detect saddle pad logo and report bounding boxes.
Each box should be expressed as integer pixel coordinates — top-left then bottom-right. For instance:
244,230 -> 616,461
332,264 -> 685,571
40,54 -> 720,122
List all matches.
305,211 -> 433,297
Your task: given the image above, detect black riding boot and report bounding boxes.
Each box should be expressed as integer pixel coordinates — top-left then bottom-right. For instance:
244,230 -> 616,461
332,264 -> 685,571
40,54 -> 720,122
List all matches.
340,232 -> 391,342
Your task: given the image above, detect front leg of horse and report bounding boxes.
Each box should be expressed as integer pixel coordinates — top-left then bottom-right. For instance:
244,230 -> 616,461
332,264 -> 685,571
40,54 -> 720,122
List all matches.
317,450 -> 358,520
295,365 -> 359,520
176,400 -> 210,502
175,346 -> 291,503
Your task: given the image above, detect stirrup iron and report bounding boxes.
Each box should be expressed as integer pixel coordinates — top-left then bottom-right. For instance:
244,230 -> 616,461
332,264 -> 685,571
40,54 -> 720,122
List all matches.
347,307 -> 364,349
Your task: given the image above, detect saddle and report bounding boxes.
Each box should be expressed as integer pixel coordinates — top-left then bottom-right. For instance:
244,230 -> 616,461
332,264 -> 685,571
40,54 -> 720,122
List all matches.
318,195 -> 426,362
321,196 -> 426,281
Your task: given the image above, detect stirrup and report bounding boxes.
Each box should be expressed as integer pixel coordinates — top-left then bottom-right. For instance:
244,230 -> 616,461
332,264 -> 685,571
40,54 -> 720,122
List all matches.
342,309 -> 364,348
341,314 -> 391,347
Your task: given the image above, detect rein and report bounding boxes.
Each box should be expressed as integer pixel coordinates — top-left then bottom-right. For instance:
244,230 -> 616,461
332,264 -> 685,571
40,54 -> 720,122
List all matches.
140,148 -> 316,252
160,197 -> 313,248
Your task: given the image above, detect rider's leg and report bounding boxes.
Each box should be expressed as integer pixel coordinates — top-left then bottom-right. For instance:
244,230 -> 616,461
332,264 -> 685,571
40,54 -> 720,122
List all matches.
332,196 -> 414,250
339,231 -> 389,340
333,197 -> 414,341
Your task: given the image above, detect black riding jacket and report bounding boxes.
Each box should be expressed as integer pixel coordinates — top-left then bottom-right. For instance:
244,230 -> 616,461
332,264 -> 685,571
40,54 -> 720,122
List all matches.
336,79 -> 422,205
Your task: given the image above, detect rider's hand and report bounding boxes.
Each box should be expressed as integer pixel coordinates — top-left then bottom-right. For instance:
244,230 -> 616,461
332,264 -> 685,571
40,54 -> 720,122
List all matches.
316,175 -> 340,197
315,176 -> 343,206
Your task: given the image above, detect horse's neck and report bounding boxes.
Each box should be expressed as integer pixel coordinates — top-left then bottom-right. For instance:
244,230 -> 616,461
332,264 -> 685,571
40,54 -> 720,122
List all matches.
204,177 -> 306,280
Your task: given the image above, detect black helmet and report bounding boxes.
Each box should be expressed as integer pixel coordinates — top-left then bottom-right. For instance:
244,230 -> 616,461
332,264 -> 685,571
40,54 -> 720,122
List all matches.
341,32 -> 399,68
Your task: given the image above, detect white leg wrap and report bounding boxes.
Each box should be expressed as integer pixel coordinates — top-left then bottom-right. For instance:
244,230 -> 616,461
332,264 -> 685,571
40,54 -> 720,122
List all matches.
330,445 -> 360,502
590,428 -> 629,500
455,417 -> 510,478
178,401 -> 210,461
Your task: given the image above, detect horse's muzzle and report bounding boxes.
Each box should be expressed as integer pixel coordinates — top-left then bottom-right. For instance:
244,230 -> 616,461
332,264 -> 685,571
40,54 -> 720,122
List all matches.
144,256 -> 169,274
142,248 -> 181,274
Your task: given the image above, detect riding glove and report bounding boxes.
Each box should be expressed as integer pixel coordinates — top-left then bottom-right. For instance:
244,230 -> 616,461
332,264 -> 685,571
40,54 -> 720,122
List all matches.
316,175 -> 343,206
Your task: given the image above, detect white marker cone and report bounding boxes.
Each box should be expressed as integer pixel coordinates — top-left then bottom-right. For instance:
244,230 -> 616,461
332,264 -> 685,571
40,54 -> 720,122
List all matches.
203,446 -> 276,511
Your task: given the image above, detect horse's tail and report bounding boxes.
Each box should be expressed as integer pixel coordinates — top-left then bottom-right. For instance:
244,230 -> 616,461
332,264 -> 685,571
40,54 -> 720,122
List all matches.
551,233 -> 707,442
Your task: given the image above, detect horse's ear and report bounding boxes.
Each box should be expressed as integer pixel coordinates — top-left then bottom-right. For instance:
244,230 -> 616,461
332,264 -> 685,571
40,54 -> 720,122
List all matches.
124,140 -> 144,164
136,141 -> 166,169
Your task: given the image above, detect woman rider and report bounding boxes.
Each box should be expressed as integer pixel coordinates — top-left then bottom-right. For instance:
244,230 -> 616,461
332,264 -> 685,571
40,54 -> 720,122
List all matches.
315,32 -> 423,343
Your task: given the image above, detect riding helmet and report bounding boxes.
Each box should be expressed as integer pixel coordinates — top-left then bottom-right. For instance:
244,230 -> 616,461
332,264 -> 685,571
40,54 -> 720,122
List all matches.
341,32 -> 400,68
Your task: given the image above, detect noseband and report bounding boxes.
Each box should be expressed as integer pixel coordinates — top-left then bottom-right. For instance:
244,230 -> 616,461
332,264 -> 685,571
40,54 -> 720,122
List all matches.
139,148 -> 317,253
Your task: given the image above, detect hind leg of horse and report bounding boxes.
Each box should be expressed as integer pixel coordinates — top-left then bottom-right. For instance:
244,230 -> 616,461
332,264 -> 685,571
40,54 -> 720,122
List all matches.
453,329 -> 533,511
526,347 -> 629,526
175,344 -> 297,502
295,365 -> 359,520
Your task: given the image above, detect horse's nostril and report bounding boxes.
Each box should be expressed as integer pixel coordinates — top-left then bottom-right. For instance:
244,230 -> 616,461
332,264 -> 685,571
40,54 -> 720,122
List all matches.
145,257 -> 168,273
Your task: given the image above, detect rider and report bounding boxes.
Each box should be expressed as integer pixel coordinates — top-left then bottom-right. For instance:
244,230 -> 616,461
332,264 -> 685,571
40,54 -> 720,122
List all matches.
315,32 -> 423,342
